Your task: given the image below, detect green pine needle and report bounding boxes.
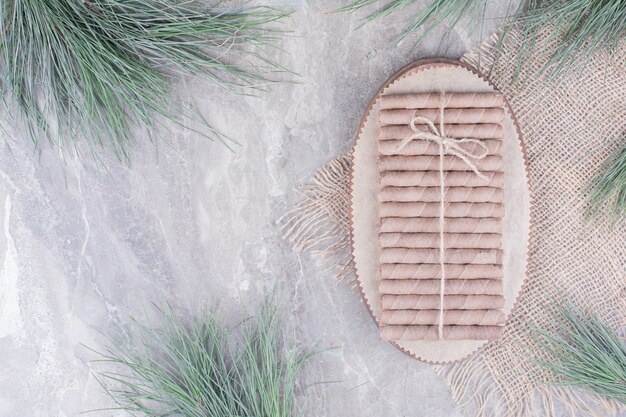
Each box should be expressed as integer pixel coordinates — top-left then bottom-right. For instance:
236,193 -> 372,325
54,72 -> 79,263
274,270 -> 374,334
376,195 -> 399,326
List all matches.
529,304 -> 626,405
337,0 -> 625,82
586,140 -> 626,224
508,0 -> 626,81
0,1 -> 288,164
88,302 -> 313,416
335,0 -> 519,47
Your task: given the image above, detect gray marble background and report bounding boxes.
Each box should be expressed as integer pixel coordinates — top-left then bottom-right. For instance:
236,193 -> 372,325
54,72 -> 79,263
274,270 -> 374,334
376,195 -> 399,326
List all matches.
0,1 -> 536,416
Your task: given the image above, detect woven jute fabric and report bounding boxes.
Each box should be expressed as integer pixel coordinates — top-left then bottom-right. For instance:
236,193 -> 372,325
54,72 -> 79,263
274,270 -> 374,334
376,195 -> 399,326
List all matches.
280,28 -> 625,416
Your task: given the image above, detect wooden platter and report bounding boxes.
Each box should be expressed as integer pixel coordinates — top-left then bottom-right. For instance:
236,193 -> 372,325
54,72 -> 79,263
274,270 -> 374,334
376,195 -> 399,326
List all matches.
349,59 -> 530,364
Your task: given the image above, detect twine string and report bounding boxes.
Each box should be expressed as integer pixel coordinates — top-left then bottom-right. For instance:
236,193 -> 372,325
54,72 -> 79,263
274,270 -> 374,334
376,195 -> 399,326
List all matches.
396,92 -> 489,339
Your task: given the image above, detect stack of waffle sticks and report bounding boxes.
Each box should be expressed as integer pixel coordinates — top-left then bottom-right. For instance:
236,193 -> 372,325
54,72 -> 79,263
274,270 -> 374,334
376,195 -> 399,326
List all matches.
377,92 -> 506,341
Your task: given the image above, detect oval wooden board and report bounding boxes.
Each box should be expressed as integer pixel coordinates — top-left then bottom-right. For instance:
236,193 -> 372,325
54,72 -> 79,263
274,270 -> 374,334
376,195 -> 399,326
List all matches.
349,58 -> 530,364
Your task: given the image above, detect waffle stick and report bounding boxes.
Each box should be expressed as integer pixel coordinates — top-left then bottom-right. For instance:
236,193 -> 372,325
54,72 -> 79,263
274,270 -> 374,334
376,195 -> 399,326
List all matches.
380,279 -> 502,295
380,92 -> 505,109
379,186 -> 503,203
382,294 -> 504,310
380,217 -> 502,234
380,171 -> 503,188
380,325 -> 503,341
379,138 -> 502,156
379,124 -> 503,141
380,232 -> 502,249
380,309 -> 505,326
379,202 -> 503,218
379,155 -> 504,172
381,263 -> 503,280
380,108 -> 505,125
380,248 -> 502,264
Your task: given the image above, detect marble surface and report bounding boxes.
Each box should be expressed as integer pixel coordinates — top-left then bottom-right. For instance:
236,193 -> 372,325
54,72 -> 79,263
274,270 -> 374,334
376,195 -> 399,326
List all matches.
0,1 -> 567,416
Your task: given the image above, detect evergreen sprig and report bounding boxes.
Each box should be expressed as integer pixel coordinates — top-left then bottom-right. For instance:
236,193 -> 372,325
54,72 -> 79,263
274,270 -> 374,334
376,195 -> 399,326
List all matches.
0,0 -> 288,163
336,0 -> 498,46
90,302 -> 313,416
530,304 -> 626,405
510,0 -> 626,81
337,0 -> 626,81
587,141 -> 626,224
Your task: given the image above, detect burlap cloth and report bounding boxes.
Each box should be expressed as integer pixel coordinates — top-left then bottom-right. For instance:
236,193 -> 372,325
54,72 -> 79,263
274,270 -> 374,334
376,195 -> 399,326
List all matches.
280,29 -> 626,417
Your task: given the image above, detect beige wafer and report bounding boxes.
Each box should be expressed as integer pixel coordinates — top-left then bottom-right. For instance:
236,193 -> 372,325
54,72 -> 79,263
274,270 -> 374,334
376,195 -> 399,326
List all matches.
379,124 -> 503,140
379,279 -> 503,295
380,325 -> 503,341
380,92 -> 504,109
380,171 -> 503,188
378,155 -> 504,172
380,233 -> 502,249
382,294 -> 505,310
379,217 -> 502,234
379,186 -> 503,203
380,309 -> 505,326
379,138 -> 503,156
380,263 -> 503,280
380,248 -> 503,264
380,108 -> 505,125
379,202 -> 504,218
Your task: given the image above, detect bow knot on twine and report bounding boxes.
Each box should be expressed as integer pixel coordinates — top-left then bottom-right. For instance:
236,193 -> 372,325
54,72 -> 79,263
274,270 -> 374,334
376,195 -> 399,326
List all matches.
395,92 -> 489,339
397,106 -> 489,181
